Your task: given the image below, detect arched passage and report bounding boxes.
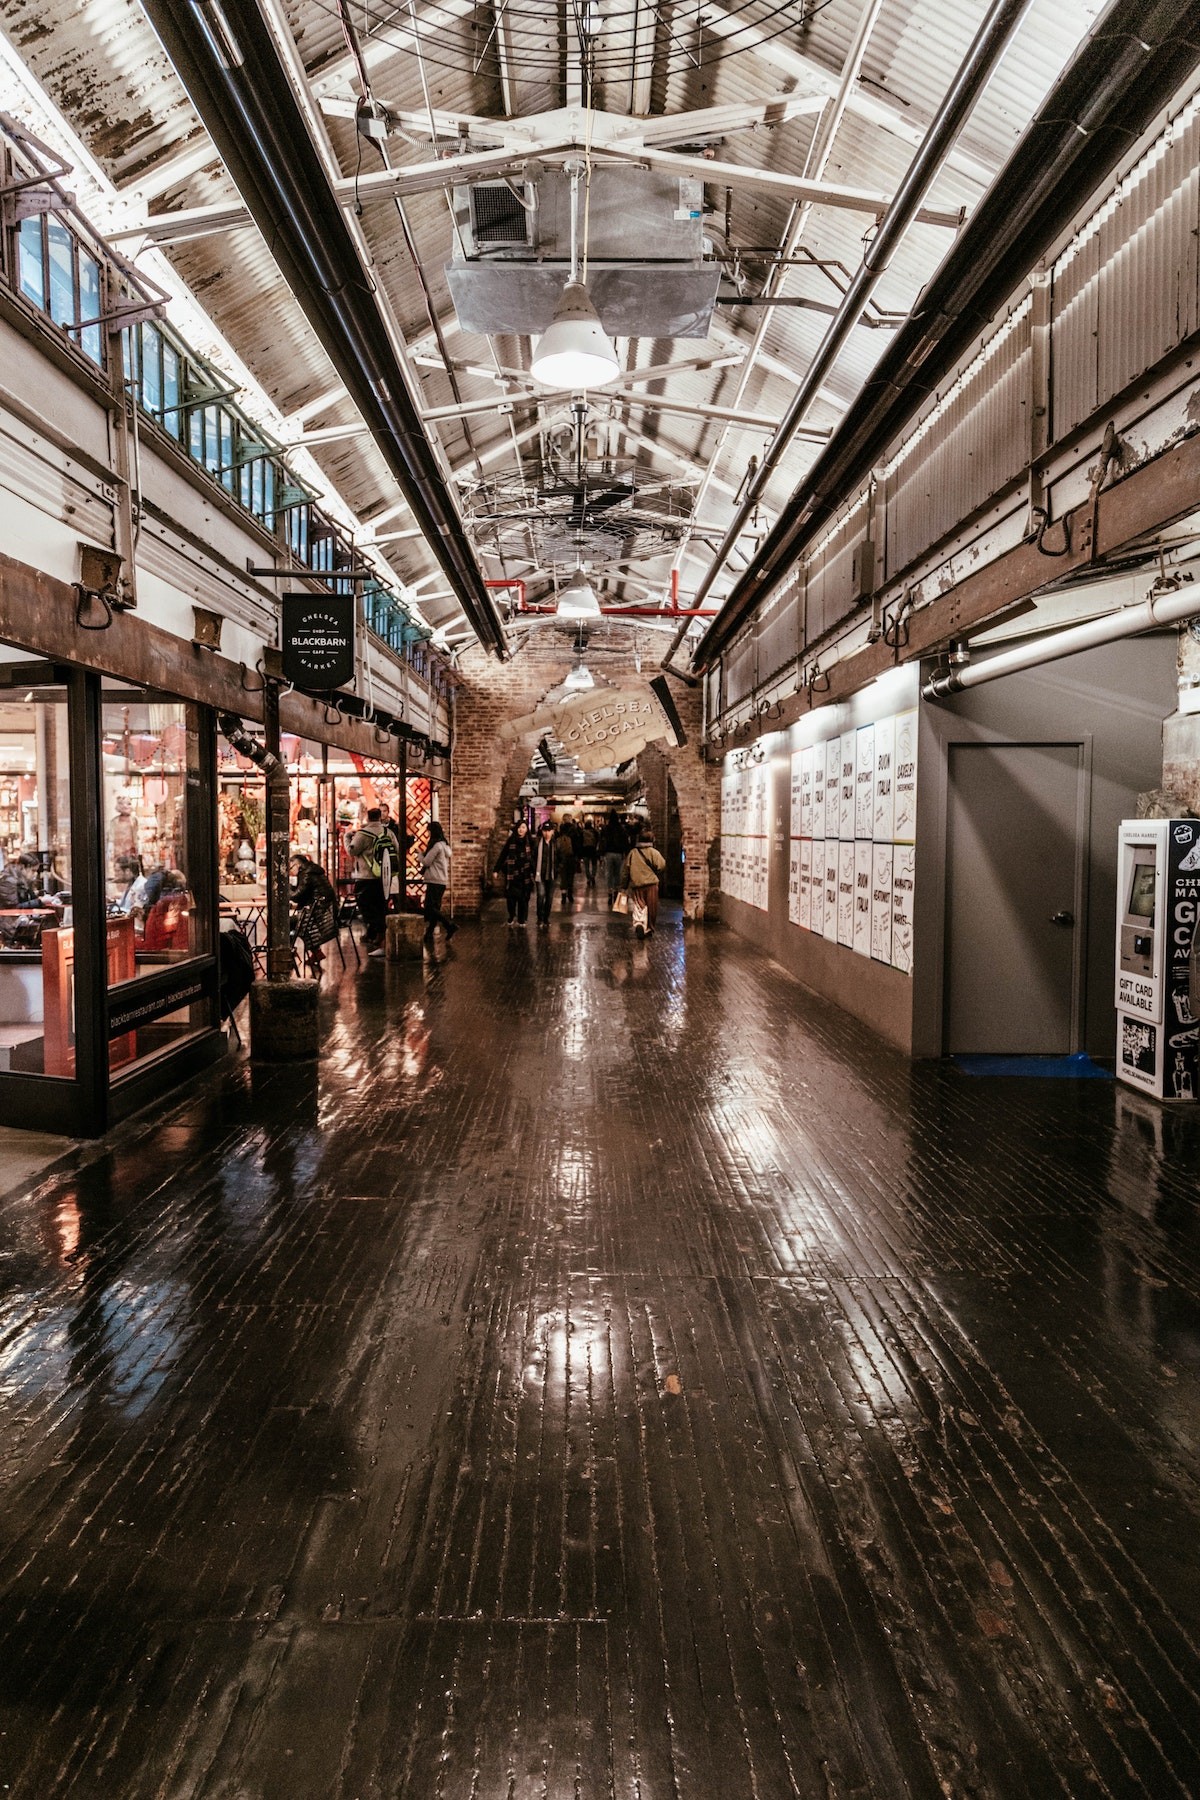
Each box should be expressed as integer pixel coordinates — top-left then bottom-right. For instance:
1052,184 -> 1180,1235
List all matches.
450,628 -> 719,918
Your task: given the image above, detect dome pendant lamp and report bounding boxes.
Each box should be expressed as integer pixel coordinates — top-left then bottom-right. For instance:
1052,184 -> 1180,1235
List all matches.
530,281 -> 619,390
556,568 -> 602,620
530,160 -> 619,390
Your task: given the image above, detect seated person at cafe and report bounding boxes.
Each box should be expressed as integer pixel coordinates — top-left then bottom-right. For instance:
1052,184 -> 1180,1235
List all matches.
0,849 -> 64,914
113,853 -> 146,914
142,869 -> 192,952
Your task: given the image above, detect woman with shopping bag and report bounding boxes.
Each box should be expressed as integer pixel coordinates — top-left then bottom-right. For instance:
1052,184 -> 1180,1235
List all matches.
619,827 -> 667,938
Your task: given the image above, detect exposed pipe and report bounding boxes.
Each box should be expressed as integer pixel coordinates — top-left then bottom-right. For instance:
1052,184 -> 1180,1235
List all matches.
661,0 -> 890,668
144,0 -> 507,657
692,0 -> 1200,675
923,577 -> 1200,698
688,0 -> 1032,632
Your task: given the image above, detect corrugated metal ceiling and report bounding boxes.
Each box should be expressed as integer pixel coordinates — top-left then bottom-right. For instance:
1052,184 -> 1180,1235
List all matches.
5,0 -> 1109,638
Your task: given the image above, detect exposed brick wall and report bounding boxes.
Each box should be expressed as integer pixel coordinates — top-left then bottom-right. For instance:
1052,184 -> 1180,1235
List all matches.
450,626 -> 719,918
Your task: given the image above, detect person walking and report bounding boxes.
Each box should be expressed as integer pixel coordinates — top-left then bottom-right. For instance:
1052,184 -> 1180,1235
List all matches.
599,811 -> 626,905
580,815 -> 598,889
349,807 -> 389,951
495,819 -> 536,926
377,801 -> 403,909
621,826 -> 667,938
533,819 -> 558,926
555,815 -> 579,909
420,822 -> 457,942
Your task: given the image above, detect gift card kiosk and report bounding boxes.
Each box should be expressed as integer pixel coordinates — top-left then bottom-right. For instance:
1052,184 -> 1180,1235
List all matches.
1115,820 -> 1200,1099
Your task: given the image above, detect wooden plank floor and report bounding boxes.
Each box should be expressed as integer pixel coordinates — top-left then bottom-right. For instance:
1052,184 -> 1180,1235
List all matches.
1,897 -> 1199,1797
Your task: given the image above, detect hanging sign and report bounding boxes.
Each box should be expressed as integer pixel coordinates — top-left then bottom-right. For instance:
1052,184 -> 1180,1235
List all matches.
499,683 -> 678,773
281,592 -> 356,689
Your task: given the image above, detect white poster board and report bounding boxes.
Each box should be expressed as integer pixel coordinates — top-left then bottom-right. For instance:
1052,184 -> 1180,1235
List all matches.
839,741 -> 855,842
871,843 -> 893,963
823,844 -> 839,939
799,838 -> 812,931
824,737 -> 841,839
855,725 -> 875,839
873,715 -> 895,843
893,711 -> 918,842
892,843 -> 916,973
799,744 -> 815,839
853,840 -> 873,956
837,841 -> 855,945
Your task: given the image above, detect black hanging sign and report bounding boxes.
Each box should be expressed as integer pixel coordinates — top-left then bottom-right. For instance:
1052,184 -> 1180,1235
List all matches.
281,592 -> 356,689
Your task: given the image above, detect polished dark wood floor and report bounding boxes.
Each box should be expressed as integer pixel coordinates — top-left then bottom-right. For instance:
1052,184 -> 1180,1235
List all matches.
1,898 -> 1199,1797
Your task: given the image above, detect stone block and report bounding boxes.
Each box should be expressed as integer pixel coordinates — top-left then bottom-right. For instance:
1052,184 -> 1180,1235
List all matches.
387,912 -> 427,961
249,978 -> 320,1061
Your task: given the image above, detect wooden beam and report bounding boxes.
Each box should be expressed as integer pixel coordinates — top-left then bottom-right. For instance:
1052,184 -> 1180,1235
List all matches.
0,549 -> 406,759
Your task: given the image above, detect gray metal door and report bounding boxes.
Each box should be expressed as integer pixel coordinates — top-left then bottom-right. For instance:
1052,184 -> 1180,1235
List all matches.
945,742 -> 1085,1055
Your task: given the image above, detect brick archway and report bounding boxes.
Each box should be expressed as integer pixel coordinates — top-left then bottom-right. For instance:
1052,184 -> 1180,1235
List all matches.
449,627 -> 719,918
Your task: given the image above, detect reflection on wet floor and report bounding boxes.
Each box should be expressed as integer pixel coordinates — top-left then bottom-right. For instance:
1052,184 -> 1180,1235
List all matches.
1,895 -> 1200,1796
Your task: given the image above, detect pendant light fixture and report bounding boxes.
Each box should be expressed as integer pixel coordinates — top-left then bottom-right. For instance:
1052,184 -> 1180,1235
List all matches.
563,659 -> 595,691
556,568 -> 602,620
530,162 -> 619,390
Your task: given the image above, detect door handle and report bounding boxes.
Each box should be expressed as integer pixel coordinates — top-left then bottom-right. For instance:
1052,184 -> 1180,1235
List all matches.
1050,910 -> 1075,926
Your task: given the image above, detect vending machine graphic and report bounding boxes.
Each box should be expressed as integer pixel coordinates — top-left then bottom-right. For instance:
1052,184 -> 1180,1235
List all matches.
1115,819 -> 1200,1100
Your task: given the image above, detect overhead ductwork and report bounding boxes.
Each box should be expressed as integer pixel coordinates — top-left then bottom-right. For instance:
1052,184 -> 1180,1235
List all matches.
141,0 -> 508,657
690,0 -> 1200,673
446,167 -> 720,340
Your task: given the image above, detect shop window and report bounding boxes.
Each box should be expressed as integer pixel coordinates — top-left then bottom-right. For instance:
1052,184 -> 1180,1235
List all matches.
221,411 -> 236,493
78,249 -> 102,365
47,217 -> 75,332
161,340 -> 181,438
141,321 -> 163,414
0,664 -> 73,1079
17,215 -> 45,309
101,686 -> 214,1075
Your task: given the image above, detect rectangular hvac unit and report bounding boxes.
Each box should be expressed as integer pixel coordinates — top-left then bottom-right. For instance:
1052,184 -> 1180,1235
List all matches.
446,167 -> 720,340
468,182 -> 534,249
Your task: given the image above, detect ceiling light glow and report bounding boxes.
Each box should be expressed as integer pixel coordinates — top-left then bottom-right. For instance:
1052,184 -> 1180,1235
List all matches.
530,283 -> 620,390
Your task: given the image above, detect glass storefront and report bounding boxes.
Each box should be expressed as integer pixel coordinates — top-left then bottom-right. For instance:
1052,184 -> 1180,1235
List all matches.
102,684 -> 215,1073
0,668 -> 72,1079
0,647 -> 220,1134
0,642 -> 441,1134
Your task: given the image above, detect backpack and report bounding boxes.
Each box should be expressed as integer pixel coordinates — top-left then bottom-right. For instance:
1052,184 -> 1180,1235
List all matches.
359,830 -> 387,879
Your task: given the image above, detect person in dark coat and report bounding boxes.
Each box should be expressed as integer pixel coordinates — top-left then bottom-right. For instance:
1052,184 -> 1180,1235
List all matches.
599,812 -> 627,904
291,854 -> 338,967
494,820 -> 536,926
533,819 -> 558,926
555,816 -> 579,908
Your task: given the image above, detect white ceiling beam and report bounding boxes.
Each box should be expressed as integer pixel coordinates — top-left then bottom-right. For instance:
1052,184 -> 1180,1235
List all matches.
282,384 -> 349,427
112,126 -> 964,247
698,0 -> 997,191
604,143 -> 965,231
119,136 -> 219,202
292,421 -> 372,447
107,199 -> 253,246
317,91 -> 827,152
635,91 -> 827,146
418,389 -> 800,433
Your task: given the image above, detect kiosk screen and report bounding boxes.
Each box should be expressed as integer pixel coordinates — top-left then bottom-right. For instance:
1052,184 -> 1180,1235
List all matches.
1128,861 -> 1156,922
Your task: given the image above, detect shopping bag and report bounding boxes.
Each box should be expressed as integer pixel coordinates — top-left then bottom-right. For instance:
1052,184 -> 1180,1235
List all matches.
631,895 -> 649,933
611,890 -> 630,914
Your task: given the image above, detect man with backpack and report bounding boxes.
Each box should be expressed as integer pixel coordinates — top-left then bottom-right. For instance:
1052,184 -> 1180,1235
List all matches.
349,807 -> 389,952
